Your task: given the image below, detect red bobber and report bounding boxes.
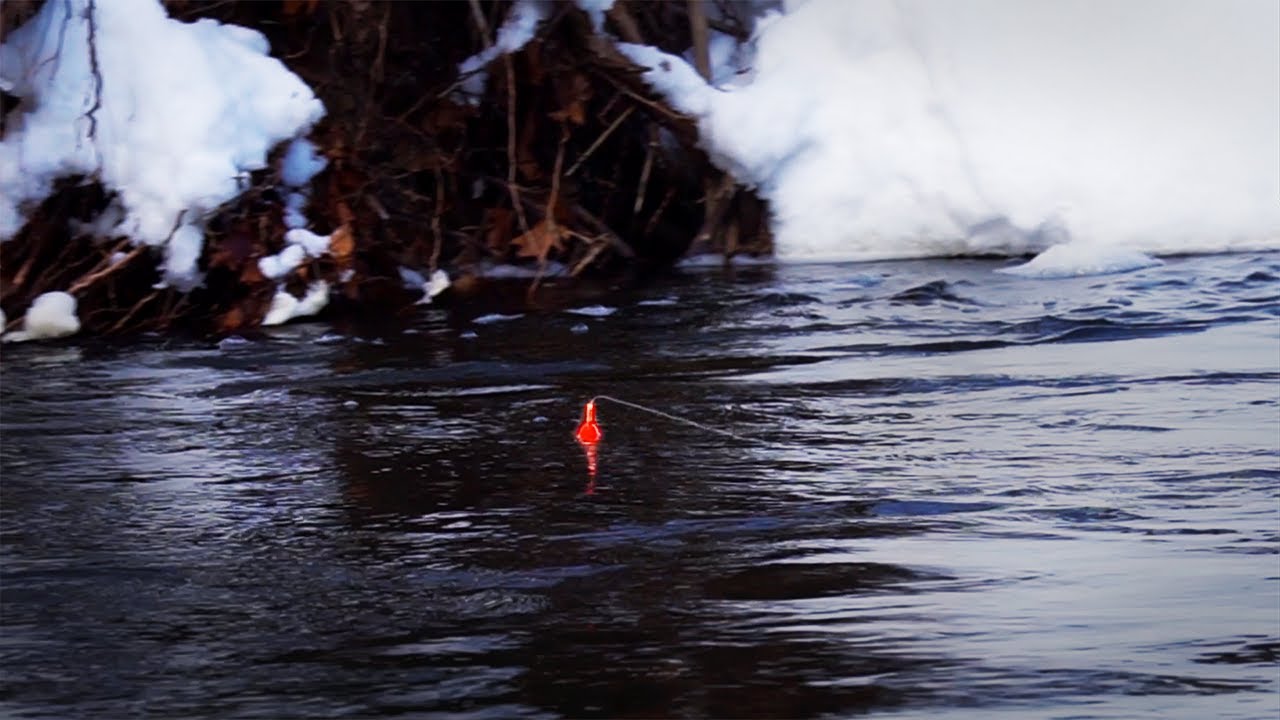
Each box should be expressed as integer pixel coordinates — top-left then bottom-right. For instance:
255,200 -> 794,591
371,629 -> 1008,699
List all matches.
575,399 -> 603,444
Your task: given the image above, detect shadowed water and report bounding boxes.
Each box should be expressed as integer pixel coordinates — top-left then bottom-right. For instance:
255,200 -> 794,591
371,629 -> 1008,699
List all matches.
2,253 -> 1278,718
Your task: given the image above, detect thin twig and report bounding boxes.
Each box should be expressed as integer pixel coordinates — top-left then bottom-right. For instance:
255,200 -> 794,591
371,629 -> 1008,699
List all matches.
8,252 -> 38,295
606,1 -> 644,44
691,172 -> 737,255
430,168 -> 445,271
66,243 -> 146,295
643,186 -> 677,238
505,54 -> 530,236
572,205 -> 635,258
84,0 -> 103,167
532,126 -> 570,294
29,234 -> 85,298
106,289 -> 160,334
633,131 -> 654,215
62,237 -> 129,286
594,71 -> 689,123
547,127 -> 569,228
686,0 -> 712,81
566,105 -> 633,178
569,234 -> 609,277
468,0 -> 493,46
359,192 -> 388,220
371,3 -> 389,85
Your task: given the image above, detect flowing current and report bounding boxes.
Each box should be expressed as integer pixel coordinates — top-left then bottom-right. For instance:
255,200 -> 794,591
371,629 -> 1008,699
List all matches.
2,253 -> 1278,718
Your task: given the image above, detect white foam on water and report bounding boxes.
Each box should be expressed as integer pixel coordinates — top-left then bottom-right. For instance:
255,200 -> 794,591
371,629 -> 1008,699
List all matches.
473,313 -> 524,325
565,305 -> 617,317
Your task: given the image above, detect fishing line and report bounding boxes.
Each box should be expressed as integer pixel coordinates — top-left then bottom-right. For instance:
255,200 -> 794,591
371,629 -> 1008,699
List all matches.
588,394 -> 764,446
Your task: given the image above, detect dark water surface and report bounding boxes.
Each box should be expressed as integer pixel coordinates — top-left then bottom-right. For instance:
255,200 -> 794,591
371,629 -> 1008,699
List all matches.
2,253 -> 1278,719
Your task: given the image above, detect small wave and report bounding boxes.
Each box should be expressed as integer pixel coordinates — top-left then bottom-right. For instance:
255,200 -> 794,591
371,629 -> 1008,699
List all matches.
1214,270 -> 1279,291
1087,423 -> 1174,433
872,499 -> 1001,517
1193,639 -> 1280,666
740,292 -> 822,309
1039,506 -> 1147,525
703,561 -> 940,601
889,280 -> 978,306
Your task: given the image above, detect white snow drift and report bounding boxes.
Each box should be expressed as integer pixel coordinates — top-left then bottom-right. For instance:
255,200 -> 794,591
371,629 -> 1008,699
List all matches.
620,0 -> 1280,275
3,291 -> 81,342
0,0 -> 325,289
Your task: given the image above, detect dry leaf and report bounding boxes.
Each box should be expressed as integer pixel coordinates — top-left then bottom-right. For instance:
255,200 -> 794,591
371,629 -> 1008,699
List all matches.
511,219 -> 569,262
239,260 -> 265,285
329,224 -> 355,269
550,101 -> 585,126
551,72 -> 592,125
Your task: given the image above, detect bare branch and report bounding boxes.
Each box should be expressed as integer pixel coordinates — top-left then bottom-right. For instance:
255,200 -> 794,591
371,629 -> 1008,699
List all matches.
566,105 -> 633,178
84,0 -> 103,151
505,55 -> 530,236
686,0 -> 712,81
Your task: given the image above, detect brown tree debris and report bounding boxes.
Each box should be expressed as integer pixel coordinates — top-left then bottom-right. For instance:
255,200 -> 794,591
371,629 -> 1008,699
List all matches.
1,0 -> 772,337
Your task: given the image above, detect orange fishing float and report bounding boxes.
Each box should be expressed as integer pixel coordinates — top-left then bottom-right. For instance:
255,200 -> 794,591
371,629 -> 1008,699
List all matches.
575,399 -> 603,444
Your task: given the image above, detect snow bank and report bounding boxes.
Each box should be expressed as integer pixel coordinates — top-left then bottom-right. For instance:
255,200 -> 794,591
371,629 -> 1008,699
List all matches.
621,0 -> 1280,263
280,138 -> 328,187
262,281 -> 330,326
0,0 -> 324,288
256,225 -> 344,282
417,269 -> 453,305
279,138 -> 327,231
3,292 -> 80,342
998,244 -> 1162,279
258,243 -> 307,280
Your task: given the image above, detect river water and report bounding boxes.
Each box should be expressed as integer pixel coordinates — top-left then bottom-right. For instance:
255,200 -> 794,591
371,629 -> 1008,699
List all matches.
2,253 -> 1277,718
